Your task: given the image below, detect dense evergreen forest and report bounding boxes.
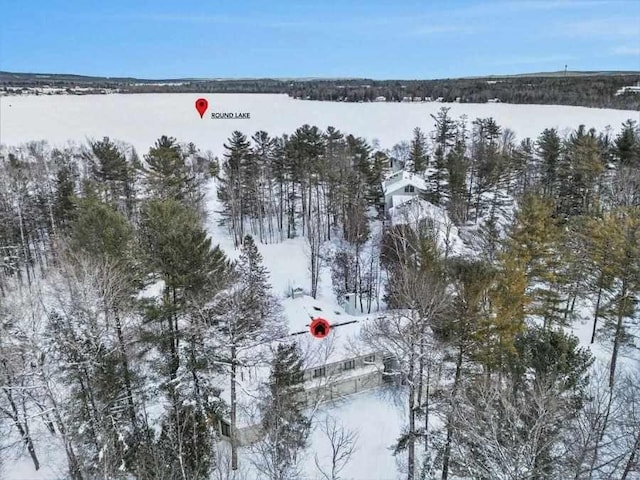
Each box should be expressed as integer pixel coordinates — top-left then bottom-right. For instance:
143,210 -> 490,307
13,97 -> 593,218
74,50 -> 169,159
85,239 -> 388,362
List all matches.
1,110 -> 639,479
2,71 -> 640,110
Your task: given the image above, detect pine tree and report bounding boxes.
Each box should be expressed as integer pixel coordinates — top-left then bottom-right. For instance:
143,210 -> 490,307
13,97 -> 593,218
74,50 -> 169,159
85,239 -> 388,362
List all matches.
511,137 -> 538,195
140,198 -> 231,307
483,239 -> 530,371
447,121 -> 469,224
287,125 -> 325,238
408,127 -> 428,174
251,131 -> 278,242
452,327 -> 592,480
87,137 -> 129,207
142,215 -> 226,480
237,235 -> 276,321
597,208 -> 640,388
508,327 -> 593,478
347,134 -> 372,182
324,127 -> 347,234
557,126 -> 605,219
139,198 -> 233,478
536,128 -> 562,197
367,150 -> 389,212
428,107 -> 456,205
253,343 -> 310,480
614,120 -> 640,167
578,215 -> 619,344
53,162 -> 77,231
436,258 -> 495,480
504,193 -> 566,327
217,234 -> 281,470
218,131 -> 252,246
470,117 -> 503,222
70,197 -> 134,263
142,135 -> 202,205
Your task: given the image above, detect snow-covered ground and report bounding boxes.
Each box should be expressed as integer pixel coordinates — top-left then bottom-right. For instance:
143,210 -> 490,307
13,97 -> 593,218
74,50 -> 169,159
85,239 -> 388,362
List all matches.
2,94 -> 638,157
297,389 -> 405,480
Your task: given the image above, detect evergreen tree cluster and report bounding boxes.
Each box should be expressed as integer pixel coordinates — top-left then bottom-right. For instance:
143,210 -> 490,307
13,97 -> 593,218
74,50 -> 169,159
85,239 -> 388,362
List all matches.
216,126 -> 385,246
0,136 -> 288,480
4,72 -> 639,110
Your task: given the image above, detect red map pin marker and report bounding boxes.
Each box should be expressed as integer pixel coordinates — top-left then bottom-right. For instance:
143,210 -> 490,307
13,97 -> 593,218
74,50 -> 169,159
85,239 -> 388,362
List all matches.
195,98 -> 208,118
310,317 -> 331,339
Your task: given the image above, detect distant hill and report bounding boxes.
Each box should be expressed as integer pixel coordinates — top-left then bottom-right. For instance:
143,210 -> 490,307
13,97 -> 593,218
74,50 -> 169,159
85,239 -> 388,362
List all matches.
2,70 -> 639,83
2,70 -> 639,110
469,70 -> 640,78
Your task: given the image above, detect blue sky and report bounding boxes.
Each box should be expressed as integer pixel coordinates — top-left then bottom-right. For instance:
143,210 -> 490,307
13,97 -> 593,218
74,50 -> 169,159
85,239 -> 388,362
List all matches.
1,0 -> 639,79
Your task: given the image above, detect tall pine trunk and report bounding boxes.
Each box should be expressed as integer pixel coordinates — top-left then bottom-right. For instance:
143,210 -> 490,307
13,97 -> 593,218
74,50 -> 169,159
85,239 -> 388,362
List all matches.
441,347 -> 463,480
407,352 -> 416,480
114,308 -> 137,428
609,281 -> 628,389
231,344 -> 238,470
591,279 -> 604,344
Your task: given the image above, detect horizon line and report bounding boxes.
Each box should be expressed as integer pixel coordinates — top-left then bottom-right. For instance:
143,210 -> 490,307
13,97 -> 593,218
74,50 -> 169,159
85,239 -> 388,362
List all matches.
2,69 -> 640,83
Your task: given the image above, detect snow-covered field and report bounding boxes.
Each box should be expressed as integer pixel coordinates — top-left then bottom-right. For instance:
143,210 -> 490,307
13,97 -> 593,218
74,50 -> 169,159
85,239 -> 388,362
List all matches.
2,94 -> 638,157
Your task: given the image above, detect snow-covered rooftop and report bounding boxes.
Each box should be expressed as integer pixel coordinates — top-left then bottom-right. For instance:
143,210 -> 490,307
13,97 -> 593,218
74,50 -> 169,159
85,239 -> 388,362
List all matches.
281,295 -> 374,368
383,170 -> 428,195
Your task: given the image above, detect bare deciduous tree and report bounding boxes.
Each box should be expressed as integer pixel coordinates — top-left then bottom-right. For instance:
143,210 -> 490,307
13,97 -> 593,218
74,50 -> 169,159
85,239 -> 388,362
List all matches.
451,376 -> 568,480
561,365 -> 640,480
313,415 -> 358,480
362,216 -> 450,480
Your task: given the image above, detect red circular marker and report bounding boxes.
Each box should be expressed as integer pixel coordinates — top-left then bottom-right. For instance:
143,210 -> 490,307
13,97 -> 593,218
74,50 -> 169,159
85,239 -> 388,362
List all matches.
310,317 -> 330,339
195,98 -> 208,118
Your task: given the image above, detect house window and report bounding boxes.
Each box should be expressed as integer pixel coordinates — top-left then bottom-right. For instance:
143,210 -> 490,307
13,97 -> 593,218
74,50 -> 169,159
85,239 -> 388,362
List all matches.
220,421 -> 231,438
313,367 -> 326,378
404,185 -> 415,193
343,359 -> 355,370
364,354 -> 376,363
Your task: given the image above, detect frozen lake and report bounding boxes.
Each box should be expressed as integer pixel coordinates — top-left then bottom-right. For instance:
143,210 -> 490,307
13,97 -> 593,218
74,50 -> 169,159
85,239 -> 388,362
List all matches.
2,93 -> 638,156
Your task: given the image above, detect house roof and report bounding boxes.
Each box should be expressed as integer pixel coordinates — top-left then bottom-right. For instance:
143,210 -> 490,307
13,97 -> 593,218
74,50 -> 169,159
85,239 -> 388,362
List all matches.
281,295 -> 373,368
222,294 -> 378,428
383,170 -> 428,195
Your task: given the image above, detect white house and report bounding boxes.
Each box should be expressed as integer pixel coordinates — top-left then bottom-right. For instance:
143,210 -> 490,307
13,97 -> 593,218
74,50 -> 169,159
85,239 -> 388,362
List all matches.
231,349 -> 388,446
383,170 -> 428,213
216,296 -> 392,447
616,84 -> 640,96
